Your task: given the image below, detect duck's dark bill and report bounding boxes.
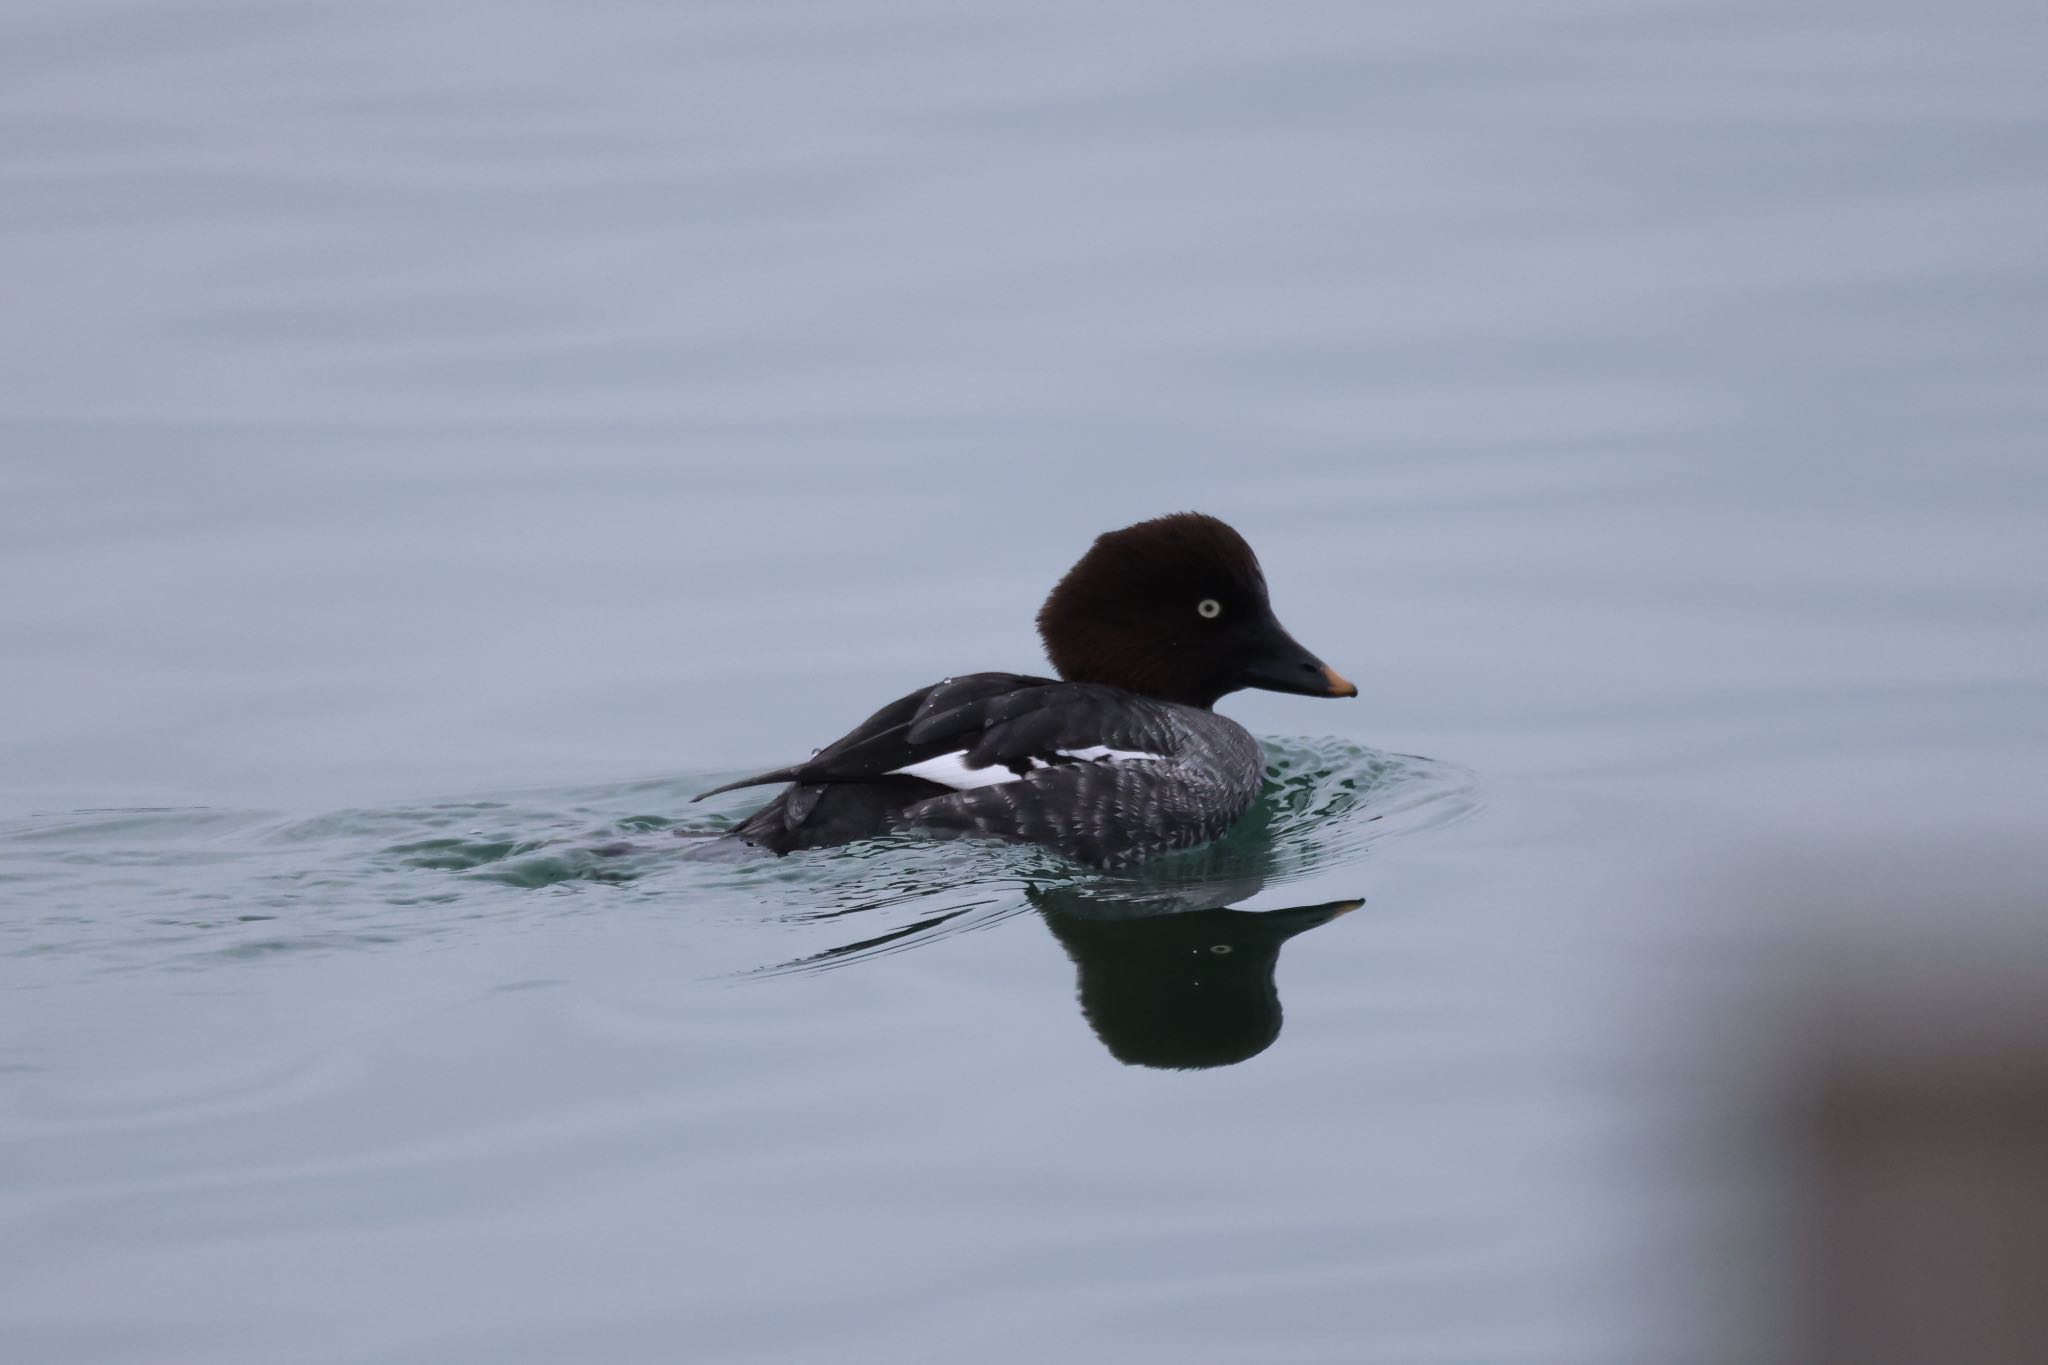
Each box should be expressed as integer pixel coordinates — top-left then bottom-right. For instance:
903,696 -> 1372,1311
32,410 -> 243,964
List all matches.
1237,633 -> 1358,698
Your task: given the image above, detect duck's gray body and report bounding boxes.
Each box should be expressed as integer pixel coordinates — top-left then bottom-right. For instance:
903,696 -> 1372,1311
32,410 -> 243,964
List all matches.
706,672 -> 1266,869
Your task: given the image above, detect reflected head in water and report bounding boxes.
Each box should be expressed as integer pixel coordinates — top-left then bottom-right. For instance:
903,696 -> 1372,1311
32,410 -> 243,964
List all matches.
1031,888 -> 1358,1070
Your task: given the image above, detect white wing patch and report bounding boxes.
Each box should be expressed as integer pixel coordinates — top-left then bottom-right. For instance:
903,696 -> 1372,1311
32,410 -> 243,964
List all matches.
890,745 -> 1166,791
1058,745 -> 1165,765
889,752 -> 1024,790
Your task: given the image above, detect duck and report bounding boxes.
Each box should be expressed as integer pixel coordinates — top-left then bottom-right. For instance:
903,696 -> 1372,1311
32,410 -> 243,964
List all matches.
693,512 -> 1356,868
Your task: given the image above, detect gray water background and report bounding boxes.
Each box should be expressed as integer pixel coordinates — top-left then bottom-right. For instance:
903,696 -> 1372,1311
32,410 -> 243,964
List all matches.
3,2 -> 2046,1361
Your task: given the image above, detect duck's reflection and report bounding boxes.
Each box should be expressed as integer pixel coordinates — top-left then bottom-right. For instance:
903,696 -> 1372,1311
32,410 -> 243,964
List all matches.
762,837 -> 1359,1070
1032,890 -> 1358,1069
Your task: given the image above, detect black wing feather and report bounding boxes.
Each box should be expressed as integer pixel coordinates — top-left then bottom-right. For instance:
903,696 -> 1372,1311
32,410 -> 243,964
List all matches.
894,682 -> 1182,780
700,672 -> 1253,867
691,672 -> 1055,800
693,672 -> 1194,801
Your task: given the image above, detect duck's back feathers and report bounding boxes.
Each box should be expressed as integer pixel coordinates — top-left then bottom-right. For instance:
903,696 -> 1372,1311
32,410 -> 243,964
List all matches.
688,676 -> 1005,802
696,671 -> 1186,799
699,671 -> 1262,866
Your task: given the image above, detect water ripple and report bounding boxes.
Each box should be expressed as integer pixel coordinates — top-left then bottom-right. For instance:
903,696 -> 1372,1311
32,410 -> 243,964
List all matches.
0,740 -> 1474,978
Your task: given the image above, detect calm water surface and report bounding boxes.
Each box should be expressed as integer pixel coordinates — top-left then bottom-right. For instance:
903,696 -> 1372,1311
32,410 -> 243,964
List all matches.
3,2 -> 2045,1362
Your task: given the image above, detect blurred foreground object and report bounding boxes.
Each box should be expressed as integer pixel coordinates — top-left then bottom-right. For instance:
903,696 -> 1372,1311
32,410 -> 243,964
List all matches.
1788,848 -> 2048,1365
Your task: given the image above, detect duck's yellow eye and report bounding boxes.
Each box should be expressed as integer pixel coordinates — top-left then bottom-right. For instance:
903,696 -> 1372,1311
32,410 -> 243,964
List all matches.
1196,598 -> 1222,619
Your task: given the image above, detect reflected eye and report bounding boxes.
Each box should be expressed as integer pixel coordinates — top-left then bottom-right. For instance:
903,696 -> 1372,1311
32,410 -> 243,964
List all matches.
1208,944 -> 1233,954
1196,598 -> 1222,619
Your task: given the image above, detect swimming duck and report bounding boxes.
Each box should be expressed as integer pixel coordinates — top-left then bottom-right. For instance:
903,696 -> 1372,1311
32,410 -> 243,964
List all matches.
695,512 -> 1355,867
